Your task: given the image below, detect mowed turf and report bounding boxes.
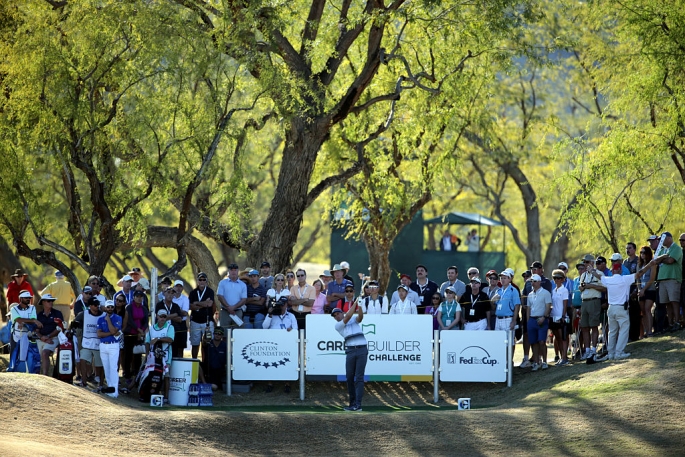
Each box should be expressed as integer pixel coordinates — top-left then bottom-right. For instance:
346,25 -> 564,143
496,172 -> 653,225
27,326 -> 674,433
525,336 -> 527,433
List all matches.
1,334 -> 684,456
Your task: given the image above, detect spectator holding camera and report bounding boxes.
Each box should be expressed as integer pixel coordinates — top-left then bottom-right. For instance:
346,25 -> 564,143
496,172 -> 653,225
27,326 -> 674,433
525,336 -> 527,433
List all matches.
262,298 -> 297,393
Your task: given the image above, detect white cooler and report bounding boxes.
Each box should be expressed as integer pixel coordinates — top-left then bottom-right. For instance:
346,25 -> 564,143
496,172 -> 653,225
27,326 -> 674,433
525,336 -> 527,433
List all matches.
168,358 -> 200,406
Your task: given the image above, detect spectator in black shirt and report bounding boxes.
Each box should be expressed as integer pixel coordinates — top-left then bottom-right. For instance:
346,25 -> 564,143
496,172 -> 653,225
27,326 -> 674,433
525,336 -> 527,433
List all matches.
189,272 -> 216,359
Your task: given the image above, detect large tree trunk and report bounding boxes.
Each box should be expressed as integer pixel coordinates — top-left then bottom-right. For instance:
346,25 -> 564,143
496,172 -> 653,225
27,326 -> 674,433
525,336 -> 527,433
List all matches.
0,238 -> 23,322
246,120 -> 327,272
364,236 -> 392,296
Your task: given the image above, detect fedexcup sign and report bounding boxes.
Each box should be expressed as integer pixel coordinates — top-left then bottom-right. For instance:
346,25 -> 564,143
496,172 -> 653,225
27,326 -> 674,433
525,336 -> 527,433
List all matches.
440,331 -> 507,382
457,346 -> 499,366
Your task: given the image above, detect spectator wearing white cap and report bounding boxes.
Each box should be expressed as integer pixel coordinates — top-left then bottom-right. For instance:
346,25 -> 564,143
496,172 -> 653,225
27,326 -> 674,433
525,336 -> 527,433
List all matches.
526,274 -> 552,370
390,285 -> 417,314
40,270 -> 75,323
340,261 -> 356,287
114,275 -> 135,306
493,269 -> 521,366
10,291 -> 41,356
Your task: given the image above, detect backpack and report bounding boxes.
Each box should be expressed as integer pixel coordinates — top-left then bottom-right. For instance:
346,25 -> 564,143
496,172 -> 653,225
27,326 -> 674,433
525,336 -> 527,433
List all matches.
364,296 -> 384,312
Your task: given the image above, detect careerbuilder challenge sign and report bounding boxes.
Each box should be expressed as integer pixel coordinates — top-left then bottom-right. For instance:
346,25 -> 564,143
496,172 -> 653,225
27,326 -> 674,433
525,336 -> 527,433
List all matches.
305,315 -> 433,376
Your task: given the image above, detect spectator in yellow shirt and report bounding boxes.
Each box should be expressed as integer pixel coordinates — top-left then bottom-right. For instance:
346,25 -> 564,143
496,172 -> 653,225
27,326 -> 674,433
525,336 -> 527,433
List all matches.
41,270 -> 75,323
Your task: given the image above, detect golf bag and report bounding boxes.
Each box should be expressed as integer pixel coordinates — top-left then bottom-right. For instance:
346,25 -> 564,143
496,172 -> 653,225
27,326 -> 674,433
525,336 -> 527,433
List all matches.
52,330 -> 78,384
7,324 -> 40,373
137,342 -> 168,402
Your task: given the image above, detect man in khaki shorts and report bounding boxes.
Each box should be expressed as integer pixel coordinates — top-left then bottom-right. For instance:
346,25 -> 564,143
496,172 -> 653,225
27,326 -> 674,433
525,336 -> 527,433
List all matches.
653,232 -> 683,332
579,254 -> 605,360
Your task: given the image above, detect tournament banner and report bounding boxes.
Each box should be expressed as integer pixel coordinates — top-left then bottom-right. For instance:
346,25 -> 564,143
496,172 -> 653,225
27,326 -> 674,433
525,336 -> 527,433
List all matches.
232,329 -> 299,381
439,330 -> 507,382
305,314 -> 433,379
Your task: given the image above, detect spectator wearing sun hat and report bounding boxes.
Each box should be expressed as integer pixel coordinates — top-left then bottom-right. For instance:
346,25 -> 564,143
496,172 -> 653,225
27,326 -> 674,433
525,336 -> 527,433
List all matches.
6,268 -> 34,309
326,264 -> 353,312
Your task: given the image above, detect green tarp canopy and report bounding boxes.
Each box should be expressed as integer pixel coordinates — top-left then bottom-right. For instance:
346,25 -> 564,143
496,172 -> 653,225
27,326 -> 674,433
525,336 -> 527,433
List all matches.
423,212 -> 503,227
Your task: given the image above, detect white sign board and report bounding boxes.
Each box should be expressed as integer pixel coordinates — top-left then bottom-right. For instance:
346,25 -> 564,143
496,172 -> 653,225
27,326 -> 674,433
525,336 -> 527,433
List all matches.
231,329 -> 299,381
305,315 -> 433,376
439,330 -> 507,382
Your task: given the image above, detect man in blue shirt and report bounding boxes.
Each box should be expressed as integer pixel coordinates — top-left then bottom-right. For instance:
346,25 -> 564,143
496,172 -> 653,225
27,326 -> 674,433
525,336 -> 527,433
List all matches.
493,269 -> 521,366
97,300 -> 123,398
326,264 -> 352,312
217,263 -> 247,328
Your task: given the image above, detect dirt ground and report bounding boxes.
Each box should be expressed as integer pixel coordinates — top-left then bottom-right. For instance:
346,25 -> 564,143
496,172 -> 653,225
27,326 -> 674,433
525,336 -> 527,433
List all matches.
1,334 -> 684,456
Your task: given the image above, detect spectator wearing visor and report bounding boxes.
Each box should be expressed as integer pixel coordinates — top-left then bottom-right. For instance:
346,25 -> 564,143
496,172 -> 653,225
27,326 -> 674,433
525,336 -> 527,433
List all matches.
437,286 -> 461,331
460,278 -> 490,330
390,285 -> 417,315
360,280 -> 388,314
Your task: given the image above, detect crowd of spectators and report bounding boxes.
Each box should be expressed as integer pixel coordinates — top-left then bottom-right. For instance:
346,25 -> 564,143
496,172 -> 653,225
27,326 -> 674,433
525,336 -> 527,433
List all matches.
4,231 -> 684,400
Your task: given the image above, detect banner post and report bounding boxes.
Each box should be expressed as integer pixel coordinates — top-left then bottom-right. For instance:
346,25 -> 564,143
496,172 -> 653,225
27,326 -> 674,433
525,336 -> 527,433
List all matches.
507,329 -> 513,388
226,328 -> 232,396
299,329 -> 305,401
433,330 -> 439,404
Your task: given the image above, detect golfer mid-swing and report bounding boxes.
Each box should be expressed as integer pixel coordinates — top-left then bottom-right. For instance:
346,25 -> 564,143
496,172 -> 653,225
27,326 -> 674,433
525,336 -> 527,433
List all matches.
332,302 -> 368,412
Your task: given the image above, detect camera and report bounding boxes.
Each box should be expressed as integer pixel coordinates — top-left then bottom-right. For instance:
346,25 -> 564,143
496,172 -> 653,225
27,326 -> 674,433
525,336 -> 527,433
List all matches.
269,296 -> 289,315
